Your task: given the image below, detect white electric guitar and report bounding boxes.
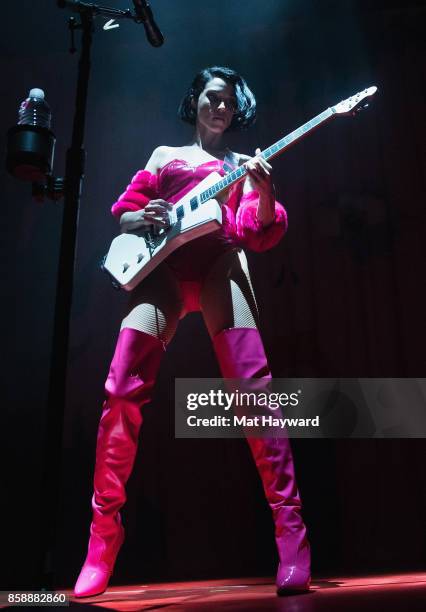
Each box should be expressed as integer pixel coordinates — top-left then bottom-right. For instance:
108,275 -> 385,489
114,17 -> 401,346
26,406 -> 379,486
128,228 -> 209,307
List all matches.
103,86 -> 377,290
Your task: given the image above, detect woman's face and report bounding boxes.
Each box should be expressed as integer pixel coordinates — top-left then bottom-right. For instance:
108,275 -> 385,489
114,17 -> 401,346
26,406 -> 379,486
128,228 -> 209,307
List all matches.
193,77 -> 237,134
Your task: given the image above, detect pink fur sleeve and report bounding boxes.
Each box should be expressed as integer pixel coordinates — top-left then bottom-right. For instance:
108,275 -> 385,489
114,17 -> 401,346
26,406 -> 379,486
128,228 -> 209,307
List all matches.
235,190 -> 288,252
111,170 -> 159,219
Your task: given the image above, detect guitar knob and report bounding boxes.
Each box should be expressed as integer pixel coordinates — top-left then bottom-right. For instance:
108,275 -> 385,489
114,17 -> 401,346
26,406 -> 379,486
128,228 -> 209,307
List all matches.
137,253 -> 144,263
122,262 -> 130,273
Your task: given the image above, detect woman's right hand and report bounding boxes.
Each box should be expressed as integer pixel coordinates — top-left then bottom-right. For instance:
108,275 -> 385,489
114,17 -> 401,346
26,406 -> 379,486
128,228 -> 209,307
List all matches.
119,199 -> 173,233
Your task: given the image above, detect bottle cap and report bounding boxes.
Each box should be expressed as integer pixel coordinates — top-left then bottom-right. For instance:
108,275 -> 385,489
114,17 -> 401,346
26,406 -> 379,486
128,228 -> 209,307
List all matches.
29,88 -> 45,99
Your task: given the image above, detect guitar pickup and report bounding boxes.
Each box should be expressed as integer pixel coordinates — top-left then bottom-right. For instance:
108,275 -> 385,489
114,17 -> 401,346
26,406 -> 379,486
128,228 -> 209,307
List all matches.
190,196 -> 199,211
176,205 -> 184,220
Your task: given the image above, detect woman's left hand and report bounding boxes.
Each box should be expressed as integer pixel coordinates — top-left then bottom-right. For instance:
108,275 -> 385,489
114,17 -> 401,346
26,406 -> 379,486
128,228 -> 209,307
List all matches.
245,148 -> 274,198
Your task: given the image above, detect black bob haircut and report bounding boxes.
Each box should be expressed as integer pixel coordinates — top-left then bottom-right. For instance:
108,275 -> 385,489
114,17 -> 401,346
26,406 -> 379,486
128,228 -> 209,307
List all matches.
178,66 -> 257,131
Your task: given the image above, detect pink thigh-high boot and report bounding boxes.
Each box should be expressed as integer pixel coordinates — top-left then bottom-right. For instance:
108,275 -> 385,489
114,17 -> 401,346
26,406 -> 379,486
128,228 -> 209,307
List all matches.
212,327 -> 311,595
74,328 -> 165,598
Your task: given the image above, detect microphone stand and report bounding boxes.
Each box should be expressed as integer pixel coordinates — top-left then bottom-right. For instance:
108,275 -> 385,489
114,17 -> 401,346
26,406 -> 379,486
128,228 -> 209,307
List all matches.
39,0 -> 156,589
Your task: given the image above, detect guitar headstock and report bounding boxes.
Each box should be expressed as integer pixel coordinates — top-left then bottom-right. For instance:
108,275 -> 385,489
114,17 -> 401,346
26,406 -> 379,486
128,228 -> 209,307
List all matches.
332,86 -> 378,116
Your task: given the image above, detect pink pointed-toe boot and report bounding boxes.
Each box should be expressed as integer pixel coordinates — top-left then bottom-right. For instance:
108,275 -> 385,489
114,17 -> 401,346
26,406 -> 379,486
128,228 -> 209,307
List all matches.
74,328 -> 165,598
212,327 -> 311,595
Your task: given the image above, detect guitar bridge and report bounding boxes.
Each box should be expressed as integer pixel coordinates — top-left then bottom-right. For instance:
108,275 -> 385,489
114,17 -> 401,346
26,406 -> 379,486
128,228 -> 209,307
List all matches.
144,226 -> 166,250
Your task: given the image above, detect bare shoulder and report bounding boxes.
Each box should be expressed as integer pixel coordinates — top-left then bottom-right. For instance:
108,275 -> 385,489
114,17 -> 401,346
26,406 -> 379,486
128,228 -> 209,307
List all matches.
144,145 -> 178,174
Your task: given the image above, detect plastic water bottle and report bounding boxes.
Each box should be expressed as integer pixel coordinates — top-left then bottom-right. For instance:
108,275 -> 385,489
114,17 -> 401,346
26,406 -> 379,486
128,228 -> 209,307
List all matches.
18,88 -> 52,129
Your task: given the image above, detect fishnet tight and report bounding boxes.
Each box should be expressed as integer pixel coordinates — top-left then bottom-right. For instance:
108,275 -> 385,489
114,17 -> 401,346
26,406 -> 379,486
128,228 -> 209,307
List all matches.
120,248 -> 259,343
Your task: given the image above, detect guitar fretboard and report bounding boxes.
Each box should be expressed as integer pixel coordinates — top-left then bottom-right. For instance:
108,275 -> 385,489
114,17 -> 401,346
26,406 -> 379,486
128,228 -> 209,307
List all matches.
199,107 -> 334,204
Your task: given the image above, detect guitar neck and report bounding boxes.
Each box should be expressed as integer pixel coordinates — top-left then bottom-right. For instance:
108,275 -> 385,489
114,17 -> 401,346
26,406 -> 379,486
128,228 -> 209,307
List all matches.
199,106 -> 334,205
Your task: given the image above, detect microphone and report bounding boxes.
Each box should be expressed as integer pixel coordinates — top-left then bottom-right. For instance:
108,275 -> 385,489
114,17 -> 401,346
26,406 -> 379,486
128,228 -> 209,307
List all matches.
132,1 -> 164,47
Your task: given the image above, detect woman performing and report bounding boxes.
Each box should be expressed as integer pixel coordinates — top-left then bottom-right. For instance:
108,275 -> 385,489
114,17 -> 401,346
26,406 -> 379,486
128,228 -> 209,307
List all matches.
74,66 -> 311,597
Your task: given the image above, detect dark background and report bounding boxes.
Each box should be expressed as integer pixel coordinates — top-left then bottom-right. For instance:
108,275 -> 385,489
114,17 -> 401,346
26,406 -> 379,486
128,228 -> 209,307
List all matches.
2,0 -> 425,590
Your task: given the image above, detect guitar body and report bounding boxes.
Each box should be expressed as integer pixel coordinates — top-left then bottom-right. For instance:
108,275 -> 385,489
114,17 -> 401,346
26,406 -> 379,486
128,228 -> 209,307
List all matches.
103,171 -> 223,291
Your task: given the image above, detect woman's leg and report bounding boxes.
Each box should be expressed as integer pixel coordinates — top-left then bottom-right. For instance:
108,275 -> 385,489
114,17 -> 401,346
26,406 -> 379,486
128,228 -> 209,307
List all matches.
74,264 -> 183,597
200,249 -> 311,594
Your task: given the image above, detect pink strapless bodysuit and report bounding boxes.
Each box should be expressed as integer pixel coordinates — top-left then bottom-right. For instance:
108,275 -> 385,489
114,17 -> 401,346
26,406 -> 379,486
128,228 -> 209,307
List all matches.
157,158 -> 237,282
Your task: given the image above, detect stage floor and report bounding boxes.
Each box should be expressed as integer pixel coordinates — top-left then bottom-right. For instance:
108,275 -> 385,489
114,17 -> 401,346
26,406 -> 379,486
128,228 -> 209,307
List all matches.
64,572 -> 426,611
